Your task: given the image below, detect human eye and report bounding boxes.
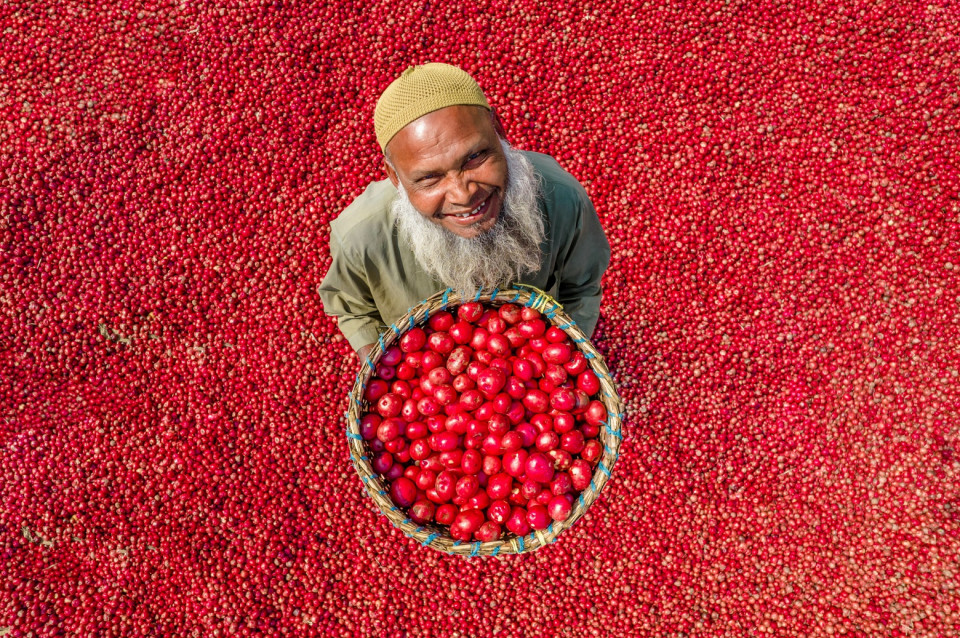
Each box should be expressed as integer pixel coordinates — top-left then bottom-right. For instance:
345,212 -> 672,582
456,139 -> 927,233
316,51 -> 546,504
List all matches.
416,174 -> 440,187
465,150 -> 488,166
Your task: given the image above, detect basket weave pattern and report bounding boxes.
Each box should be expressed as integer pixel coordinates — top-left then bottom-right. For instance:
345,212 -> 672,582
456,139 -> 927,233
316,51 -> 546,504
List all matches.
345,286 -> 625,556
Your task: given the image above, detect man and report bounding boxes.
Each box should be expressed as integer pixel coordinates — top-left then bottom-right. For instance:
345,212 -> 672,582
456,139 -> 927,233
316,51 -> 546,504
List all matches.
319,63 -> 610,362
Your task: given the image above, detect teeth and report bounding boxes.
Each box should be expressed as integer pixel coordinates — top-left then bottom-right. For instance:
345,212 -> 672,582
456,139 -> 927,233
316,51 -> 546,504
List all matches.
452,198 -> 486,219
454,202 -> 486,219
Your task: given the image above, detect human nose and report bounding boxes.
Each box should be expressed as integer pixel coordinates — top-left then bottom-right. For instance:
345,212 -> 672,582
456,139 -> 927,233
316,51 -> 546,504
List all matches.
446,172 -> 474,206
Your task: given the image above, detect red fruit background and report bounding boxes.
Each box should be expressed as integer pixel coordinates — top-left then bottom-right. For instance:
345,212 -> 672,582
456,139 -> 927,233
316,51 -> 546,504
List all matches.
3,1 -> 959,636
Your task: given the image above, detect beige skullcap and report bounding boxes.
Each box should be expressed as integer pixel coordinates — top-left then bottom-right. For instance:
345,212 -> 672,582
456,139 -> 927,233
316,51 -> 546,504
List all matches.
374,63 -> 491,152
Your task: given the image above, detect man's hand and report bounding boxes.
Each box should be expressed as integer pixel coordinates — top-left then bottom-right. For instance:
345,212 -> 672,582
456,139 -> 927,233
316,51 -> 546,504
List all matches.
357,343 -> 375,365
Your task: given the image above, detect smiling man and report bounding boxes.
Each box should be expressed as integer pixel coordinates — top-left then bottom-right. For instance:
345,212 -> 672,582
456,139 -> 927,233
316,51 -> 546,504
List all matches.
319,63 -> 610,361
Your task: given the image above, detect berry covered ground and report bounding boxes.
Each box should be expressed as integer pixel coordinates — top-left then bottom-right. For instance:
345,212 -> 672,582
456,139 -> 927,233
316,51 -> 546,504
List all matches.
3,1 -> 959,636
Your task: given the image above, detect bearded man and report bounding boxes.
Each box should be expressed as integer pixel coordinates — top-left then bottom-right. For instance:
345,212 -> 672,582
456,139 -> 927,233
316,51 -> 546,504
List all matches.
319,63 -> 611,362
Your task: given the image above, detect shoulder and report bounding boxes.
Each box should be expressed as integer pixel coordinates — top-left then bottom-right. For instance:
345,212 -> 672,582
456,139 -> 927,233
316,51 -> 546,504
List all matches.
521,151 -> 593,235
522,151 -> 591,213
329,179 -> 398,254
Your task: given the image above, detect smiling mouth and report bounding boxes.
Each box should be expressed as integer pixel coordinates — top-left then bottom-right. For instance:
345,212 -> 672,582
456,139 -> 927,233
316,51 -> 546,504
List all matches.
445,193 -> 494,224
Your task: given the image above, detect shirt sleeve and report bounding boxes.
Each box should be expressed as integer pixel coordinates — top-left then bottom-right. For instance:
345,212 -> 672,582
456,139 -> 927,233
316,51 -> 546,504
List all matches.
317,225 -> 384,352
554,188 -> 611,338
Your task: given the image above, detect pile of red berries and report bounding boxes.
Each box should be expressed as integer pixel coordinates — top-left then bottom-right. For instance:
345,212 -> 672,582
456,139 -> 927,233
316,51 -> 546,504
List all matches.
353,300 -> 615,544
5,0 -> 958,635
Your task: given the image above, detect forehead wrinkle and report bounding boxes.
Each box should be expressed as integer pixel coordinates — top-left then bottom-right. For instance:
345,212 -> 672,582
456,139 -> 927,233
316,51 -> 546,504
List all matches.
388,106 -> 496,180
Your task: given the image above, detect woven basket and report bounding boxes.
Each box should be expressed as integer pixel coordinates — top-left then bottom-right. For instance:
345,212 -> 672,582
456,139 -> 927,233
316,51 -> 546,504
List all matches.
345,286 -> 625,556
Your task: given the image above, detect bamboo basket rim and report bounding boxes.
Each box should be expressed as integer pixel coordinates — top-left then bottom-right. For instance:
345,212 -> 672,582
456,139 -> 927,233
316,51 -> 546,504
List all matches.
345,285 -> 625,556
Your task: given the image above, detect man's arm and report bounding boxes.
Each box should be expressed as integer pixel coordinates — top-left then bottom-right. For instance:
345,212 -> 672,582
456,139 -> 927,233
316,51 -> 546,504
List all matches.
318,226 -> 384,357
554,189 -> 611,337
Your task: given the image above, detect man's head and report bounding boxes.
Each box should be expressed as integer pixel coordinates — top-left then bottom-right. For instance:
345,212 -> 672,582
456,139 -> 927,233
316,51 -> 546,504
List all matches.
383,105 -> 507,239
375,63 -> 506,239
374,63 -> 544,294
392,137 -> 544,296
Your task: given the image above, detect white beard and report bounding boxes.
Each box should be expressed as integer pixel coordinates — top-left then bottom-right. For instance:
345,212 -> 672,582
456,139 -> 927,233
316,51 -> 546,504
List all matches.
392,140 -> 545,297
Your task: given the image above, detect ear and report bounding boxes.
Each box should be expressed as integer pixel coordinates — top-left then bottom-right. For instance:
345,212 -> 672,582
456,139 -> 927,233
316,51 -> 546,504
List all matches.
490,109 -> 508,142
383,157 -> 399,188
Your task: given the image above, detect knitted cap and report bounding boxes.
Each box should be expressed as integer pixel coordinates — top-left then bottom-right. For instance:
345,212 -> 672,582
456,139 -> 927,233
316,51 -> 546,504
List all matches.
374,63 -> 491,152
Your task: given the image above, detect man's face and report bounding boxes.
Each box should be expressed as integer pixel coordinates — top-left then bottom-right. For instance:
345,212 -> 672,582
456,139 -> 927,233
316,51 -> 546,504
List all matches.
384,105 -> 508,239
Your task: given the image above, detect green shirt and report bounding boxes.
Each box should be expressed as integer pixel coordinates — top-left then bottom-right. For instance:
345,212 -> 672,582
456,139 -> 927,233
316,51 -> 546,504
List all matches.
319,151 -> 610,351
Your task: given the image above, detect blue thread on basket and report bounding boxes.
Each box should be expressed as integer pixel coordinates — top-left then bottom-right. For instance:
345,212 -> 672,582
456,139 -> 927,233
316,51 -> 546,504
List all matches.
359,455 -> 368,462
390,323 -> 400,336
377,333 -> 386,353
584,352 -> 596,359
579,494 -> 586,509
422,533 -> 438,546
598,462 -> 611,477
604,425 -> 622,439
590,479 -> 598,492
402,518 -> 411,525
441,289 -> 450,308
490,287 -> 500,300
573,337 -> 587,344
517,536 -> 525,552
378,490 -> 387,496
473,288 -> 483,302
470,543 -> 481,557
346,432 -> 363,441
408,315 -> 415,330
365,356 -> 375,369
415,526 -> 424,533
604,443 -> 617,457
491,545 -> 501,557
510,290 -> 521,302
